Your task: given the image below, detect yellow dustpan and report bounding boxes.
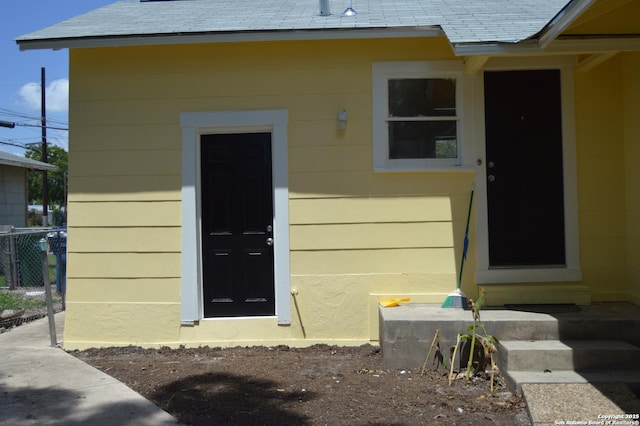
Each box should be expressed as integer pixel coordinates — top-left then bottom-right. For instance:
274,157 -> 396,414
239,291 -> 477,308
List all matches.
379,297 -> 410,308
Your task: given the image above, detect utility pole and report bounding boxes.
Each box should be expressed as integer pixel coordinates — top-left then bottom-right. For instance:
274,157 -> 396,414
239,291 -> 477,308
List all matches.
41,67 -> 49,227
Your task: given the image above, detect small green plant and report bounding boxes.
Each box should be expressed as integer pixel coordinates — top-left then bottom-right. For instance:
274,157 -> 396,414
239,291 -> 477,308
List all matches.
447,293 -> 500,392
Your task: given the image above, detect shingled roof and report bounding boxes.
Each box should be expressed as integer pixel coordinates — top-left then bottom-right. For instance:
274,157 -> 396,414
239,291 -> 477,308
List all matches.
0,151 -> 57,172
16,0 -> 572,51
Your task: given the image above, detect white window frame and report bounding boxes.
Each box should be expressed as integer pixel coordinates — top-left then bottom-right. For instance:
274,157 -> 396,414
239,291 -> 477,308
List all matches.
372,61 -> 473,172
180,109 -> 291,324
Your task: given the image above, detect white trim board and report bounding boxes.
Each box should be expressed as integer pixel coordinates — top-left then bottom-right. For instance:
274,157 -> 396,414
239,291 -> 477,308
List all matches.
180,109 -> 291,324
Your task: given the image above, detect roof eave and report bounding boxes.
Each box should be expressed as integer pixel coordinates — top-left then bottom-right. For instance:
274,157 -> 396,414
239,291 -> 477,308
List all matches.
0,159 -> 57,172
453,35 -> 640,57
16,26 -> 445,51
537,0 -> 597,49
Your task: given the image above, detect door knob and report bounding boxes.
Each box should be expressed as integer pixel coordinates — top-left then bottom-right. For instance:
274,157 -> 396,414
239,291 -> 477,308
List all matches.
488,175 -> 496,183
266,237 -> 274,246
266,225 -> 273,232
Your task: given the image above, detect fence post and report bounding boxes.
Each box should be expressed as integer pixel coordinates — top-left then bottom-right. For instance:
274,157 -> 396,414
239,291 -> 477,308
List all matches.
38,238 -> 57,347
0,226 -> 16,289
9,235 -> 18,290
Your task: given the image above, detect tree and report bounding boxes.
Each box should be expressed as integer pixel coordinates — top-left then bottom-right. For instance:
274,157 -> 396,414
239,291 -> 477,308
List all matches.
25,145 -> 68,208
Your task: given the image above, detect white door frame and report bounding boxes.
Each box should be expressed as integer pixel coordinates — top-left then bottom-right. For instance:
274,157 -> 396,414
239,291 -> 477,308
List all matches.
180,109 -> 291,324
473,56 -> 582,283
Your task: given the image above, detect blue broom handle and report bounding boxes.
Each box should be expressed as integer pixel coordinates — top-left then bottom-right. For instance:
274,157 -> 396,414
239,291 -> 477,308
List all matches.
457,186 -> 475,290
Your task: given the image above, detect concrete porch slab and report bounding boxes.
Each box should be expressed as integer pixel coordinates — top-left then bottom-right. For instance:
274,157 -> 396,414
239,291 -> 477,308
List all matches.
379,302 -> 640,369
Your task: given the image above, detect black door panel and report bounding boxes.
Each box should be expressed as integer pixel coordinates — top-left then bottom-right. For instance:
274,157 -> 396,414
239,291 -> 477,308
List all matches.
484,70 -> 566,267
201,133 -> 275,317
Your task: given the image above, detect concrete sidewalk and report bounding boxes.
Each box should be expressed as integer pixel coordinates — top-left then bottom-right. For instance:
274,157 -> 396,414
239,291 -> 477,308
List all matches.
0,313 -> 178,425
523,382 -> 640,425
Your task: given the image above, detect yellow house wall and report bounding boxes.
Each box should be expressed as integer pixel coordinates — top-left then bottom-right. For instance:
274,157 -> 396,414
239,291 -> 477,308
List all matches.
64,37 -> 476,350
63,36 -> 638,350
623,52 -> 640,305
566,0 -> 640,35
574,56 -> 627,302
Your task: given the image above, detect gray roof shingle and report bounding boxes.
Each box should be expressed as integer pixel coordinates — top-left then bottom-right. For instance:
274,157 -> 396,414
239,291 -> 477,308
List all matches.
16,0 -> 571,48
0,151 -> 57,172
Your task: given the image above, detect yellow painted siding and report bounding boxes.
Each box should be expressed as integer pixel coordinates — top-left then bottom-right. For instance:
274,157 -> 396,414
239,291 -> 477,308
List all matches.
291,223 -> 454,250
566,0 -> 640,35
69,202 -> 180,227
69,228 -> 180,252
290,171 -> 473,198
64,37 -> 464,349
67,278 -> 179,303
574,56 -> 628,301
291,248 -> 455,275
69,176 -> 180,202
64,303 -> 180,348
623,52 -> 640,305
71,151 -> 180,177
70,253 -> 180,278
290,196 -> 453,223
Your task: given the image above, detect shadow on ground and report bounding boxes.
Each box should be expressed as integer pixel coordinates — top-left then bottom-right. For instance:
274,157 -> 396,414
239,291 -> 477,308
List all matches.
590,383 -> 640,415
0,383 -> 167,425
151,372 -> 316,425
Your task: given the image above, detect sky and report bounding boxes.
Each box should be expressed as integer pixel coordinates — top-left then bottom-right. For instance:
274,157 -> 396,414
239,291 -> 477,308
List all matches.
0,1 -> 120,157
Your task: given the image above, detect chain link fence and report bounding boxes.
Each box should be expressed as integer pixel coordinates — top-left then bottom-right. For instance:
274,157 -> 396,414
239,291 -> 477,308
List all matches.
0,227 -> 66,330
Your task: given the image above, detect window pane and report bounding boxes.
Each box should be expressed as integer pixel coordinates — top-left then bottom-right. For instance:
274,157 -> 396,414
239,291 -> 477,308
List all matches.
388,79 -> 456,117
389,121 -> 457,159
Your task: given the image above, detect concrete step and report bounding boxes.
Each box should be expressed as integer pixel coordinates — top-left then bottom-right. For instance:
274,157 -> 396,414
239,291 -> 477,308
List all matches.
504,370 -> 640,394
379,303 -> 640,370
498,340 -> 640,372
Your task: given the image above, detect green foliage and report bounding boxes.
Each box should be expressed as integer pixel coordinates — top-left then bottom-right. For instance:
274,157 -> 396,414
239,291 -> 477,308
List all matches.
0,291 -> 47,312
25,145 -> 68,207
447,293 -> 500,393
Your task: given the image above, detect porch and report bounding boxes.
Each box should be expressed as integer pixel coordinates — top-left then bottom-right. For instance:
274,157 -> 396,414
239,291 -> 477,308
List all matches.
379,302 -> 640,394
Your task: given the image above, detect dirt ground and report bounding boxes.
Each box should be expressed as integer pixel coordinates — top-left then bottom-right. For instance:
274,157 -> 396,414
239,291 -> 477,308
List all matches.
72,344 -> 531,426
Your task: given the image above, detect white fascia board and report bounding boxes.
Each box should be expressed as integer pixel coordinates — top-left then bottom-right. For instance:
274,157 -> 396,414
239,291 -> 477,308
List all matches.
538,0 -> 596,49
17,27 -> 444,51
453,37 -> 640,57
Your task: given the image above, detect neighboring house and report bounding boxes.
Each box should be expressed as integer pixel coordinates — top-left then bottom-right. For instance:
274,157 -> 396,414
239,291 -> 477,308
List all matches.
0,150 -> 56,228
16,0 -> 640,350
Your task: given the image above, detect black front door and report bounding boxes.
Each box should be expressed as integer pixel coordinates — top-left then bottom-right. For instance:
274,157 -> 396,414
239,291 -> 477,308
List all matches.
484,70 -> 566,267
200,133 -> 275,317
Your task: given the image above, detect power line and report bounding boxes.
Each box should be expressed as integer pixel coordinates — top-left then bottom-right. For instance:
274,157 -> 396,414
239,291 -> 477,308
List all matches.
0,120 -> 68,131
0,140 -> 29,150
16,122 -> 68,131
0,107 -> 68,127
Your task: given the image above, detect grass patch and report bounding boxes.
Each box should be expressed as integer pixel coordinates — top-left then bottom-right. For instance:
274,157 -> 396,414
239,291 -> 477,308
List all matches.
0,291 -> 47,312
